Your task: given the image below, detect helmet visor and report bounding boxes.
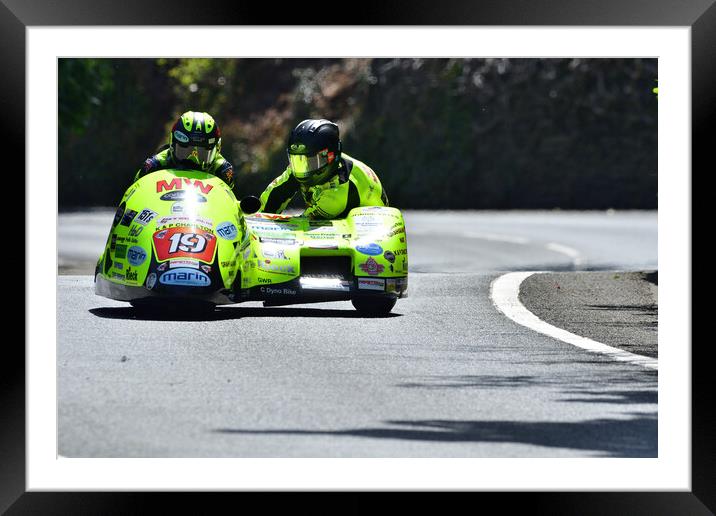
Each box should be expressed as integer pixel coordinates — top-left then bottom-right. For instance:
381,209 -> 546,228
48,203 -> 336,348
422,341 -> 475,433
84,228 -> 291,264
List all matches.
174,143 -> 217,166
288,150 -> 333,182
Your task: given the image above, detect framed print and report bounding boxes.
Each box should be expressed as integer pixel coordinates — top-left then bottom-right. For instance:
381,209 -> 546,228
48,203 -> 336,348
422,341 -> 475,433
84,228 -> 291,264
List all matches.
8,0 -> 712,513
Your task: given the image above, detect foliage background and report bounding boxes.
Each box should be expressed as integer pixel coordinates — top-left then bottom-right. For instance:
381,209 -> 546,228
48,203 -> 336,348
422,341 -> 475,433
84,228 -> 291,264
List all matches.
58,58 -> 657,209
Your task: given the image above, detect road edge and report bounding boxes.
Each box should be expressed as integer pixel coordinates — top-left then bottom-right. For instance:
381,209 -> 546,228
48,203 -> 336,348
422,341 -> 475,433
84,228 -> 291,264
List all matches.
490,271 -> 658,370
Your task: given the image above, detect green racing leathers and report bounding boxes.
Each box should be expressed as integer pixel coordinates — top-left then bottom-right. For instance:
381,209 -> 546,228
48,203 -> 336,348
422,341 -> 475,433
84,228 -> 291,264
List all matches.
259,153 -> 388,219
134,146 -> 235,190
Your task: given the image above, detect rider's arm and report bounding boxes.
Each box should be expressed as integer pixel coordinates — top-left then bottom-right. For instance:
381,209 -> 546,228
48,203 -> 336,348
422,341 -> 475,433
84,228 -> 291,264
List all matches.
134,156 -> 161,183
213,156 -> 235,190
259,167 -> 299,214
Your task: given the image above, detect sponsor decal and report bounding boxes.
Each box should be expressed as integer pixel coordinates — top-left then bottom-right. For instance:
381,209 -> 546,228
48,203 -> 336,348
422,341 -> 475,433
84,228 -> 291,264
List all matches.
153,227 -> 217,263
383,251 -> 396,263
356,242 -> 383,256
173,130 -> 189,143
169,259 -> 200,269
260,286 -> 297,295
114,244 -> 128,259
200,264 -> 212,273
129,225 -> 145,237
125,187 -> 137,202
359,257 -> 384,276
249,223 -> 298,232
156,215 -> 213,229
114,262 -> 124,270
253,213 -> 295,221
364,167 -> 379,183
353,212 -> 382,219
358,278 -> 385,291
135,208 -> 157,226
126,246 -> 147,266
159,267 -> 211,287
259,236 -> 296,245
125,269 -> 138,283
308,242 -> 338,249
156,177 -> 214,195
112,202 -> 126,227
262,247 -> 287,260
159,190 -> 208,202
257,277 -> 272,284
257,259 -> 295,275
394,249 -> 408,256
305,233 -> 338,239
171,202 -> 184,214
355,225 -> 383,234
385,278 -> 397,293
120,209 -> 138,227
387,226 -> 406,237
309,220 -> 333,227
157,262 -> 169,272
146,272 -> 157,289
221,260 -> 237,269
216,221 -> 238,240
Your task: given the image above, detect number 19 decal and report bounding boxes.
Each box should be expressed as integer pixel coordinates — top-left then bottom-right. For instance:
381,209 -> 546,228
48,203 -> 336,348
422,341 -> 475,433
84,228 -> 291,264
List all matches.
168,232 -> 207,254
154,227 -> 217,263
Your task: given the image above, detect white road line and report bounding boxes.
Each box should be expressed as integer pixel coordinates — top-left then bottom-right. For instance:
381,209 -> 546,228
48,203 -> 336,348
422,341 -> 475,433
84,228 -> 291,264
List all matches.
462,231 -> 530,244
490,271 -> 658,370
545,242 -> 584,267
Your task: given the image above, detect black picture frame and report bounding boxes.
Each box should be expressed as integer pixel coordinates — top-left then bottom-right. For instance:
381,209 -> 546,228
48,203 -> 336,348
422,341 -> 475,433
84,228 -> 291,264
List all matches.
8,0 -> 710,513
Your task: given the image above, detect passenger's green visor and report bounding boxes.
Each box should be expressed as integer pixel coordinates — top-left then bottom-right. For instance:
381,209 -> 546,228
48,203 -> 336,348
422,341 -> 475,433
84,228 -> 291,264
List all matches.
288,151 -> 331,182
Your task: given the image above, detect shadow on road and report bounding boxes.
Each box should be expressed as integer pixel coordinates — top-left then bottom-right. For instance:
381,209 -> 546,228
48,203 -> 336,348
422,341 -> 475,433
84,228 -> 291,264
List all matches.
559,389 -> 657,405
89,306 -> 402,321
213,415 -> 657,457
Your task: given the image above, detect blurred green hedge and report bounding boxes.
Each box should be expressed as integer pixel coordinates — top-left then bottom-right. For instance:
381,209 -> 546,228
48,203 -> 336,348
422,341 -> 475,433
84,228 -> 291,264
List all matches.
59,58 -> 657,209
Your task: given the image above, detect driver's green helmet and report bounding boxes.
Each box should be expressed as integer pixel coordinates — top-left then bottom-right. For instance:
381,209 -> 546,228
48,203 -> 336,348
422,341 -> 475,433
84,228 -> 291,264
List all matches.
169,111 -> 222,171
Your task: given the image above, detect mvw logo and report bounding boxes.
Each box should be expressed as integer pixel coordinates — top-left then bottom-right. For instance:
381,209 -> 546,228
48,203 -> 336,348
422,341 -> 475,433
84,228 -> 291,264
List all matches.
156,178 -> 214,194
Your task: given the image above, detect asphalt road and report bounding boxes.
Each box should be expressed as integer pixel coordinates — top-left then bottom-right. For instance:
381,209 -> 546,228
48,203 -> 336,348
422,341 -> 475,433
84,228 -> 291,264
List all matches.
58,210 -> 658,457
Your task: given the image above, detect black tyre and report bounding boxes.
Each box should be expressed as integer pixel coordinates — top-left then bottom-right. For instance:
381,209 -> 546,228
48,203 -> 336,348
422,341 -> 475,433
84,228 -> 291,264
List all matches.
351,296 -> 397,315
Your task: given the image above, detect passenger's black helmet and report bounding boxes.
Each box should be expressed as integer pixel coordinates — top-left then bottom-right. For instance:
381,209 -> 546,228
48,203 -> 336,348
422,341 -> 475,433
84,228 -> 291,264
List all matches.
286,119 -> 342,185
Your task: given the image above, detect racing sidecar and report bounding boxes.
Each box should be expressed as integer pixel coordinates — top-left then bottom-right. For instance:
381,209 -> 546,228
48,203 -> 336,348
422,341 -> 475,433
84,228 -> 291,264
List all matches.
95,169 -> 408,314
